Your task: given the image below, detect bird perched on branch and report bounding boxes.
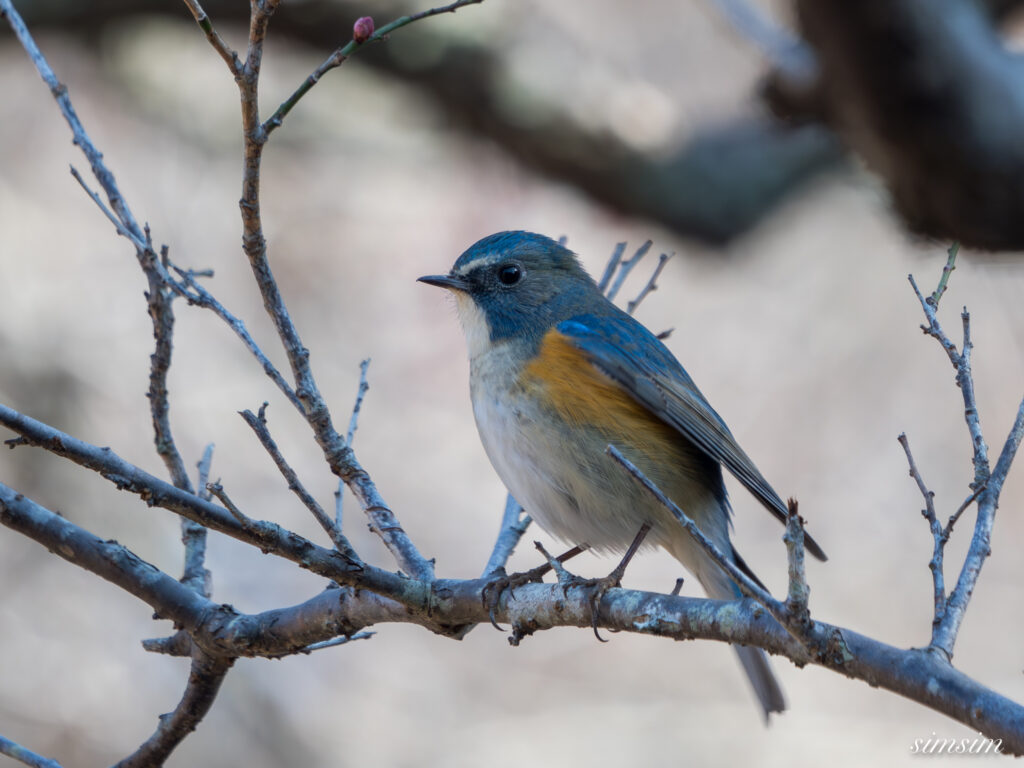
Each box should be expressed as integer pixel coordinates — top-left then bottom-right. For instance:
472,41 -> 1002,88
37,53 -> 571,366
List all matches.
419,231 -> 826,718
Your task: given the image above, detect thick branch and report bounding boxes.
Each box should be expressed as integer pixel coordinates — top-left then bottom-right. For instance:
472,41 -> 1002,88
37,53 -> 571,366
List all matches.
795,0 -> 1024,248
0,484 -> 219,635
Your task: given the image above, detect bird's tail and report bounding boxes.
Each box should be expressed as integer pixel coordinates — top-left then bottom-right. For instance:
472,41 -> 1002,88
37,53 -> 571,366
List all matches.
693,551 -> 786,720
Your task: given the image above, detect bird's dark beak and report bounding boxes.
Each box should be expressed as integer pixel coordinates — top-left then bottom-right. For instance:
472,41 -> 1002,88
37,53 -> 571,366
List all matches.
417,274 -> 470,292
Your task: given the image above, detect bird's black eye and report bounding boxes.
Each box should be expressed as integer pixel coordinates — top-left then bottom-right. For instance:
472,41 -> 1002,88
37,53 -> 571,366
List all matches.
497,263 -> 522,286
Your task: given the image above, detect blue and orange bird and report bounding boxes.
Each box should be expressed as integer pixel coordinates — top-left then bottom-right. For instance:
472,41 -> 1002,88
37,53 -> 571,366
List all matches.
419,231 -> 826,718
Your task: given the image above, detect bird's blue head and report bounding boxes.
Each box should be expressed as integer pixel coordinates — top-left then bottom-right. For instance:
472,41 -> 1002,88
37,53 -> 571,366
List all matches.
419,231 -> 605,356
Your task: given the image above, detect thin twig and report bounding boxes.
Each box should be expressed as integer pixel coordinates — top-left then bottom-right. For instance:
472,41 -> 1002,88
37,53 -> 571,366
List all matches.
142,631 -> 192,658
626,252 -> 673,316
897,432 -> 947,628
262,0 -> 486,136
0,0 -> 154,258
181,444 -> 214,596
180,0 -> 241,74
240,405 -> 359,560
945,484 -> 984,541
334,480 -> 345,531
482,494 -> 532,577
168,270 -> 299,415
596,242 -> 627,293
347,358 -> 371,446
989,397 -> 1024,494
929,242 -> 959,309
338,358 -> 371,527
276,630 -> 376,657
141,238 -> 216,601
909,274 -> 990,487
605,445 -> 792,626
782,498 -> 810,629
206,482 -> 255,529
605,240 -> 653,302
68,166 -> 146,251
708,0 -> 815,76
533,540 -> 576,586
169,266 -> 303,412
0,735 -> 63,768
145,247 -> 193,495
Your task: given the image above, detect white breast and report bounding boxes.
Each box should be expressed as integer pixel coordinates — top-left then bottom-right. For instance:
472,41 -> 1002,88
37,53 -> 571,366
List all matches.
451,291 -> 493,361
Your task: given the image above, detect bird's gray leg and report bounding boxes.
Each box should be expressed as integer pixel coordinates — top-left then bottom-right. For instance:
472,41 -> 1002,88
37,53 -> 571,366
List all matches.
582,522 -> 652,642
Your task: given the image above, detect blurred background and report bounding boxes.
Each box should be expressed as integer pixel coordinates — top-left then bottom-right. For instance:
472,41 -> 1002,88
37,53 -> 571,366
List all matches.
2,0 -> 1024,765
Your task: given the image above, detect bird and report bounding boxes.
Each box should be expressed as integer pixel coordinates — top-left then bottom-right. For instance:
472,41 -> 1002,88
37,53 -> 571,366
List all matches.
418,231 -> 826,719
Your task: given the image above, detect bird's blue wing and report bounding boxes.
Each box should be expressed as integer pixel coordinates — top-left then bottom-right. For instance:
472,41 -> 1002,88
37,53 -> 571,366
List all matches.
557,312 -> 827,562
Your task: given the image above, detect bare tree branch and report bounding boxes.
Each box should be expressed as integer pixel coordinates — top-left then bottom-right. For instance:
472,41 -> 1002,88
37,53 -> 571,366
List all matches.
0,405 -> 395,594
4,427 -> 1024,748
905,262 -> 1024,659
5,0 -> 1024,759
230,0 -> 452,582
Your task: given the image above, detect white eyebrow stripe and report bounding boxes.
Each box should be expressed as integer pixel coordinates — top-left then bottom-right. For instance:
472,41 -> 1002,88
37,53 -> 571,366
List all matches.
453,253 -> 507,276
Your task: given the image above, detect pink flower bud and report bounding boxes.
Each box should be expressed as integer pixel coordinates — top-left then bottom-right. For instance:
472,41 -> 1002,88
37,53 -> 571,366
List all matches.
353,16 -> 374,44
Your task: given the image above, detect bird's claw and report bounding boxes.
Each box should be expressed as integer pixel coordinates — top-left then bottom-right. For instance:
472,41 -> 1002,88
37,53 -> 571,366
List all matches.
571,573 -> 622,643
481,564 -> 549,631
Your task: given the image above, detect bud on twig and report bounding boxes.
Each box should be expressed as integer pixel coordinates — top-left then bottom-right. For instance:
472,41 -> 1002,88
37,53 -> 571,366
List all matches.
353,16 -> 374,44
